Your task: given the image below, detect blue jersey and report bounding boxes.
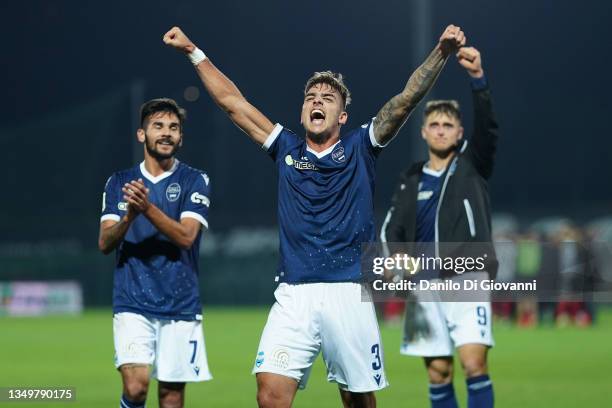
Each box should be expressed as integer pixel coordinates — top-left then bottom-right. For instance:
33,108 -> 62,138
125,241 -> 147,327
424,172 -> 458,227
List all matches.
263,120 -> 382,283
101,160 -> 211,320
415,166 -> 444,243
415,166 -> 443,280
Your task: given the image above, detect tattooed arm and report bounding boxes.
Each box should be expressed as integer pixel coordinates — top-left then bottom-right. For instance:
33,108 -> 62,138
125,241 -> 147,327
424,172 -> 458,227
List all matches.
373,25 -> 466,146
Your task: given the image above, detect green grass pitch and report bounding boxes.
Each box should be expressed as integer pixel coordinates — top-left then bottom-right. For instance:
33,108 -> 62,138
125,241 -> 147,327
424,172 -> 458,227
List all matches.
1,308 -> 611,407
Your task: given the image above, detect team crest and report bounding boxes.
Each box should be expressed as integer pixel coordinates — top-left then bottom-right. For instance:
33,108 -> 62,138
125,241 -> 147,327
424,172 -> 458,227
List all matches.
166,183 -> 181,202
255,351 -> 265,368
331,145 -> 346,163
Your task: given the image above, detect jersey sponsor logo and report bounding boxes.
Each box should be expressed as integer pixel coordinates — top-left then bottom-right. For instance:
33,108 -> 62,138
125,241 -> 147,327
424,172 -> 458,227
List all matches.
294,161 -> 318,170
331,145 -> 346,163
418,191 -> 434,201
166,183 -> 181,202
285,154 -> 318,171
118,202 -> 128,211
190,192 -> 210,207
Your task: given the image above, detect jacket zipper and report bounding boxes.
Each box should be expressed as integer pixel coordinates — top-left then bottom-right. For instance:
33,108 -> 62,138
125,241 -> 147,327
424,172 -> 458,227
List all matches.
463,198 -> 476,238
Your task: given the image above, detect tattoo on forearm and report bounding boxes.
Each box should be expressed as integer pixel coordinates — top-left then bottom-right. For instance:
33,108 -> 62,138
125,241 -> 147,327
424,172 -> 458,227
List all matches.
375,47 -> 448,143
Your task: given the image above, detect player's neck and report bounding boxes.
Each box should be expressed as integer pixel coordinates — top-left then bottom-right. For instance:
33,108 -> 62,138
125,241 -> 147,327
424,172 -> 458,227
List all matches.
305,132 -> 340,153
144,156 -> 175,176
427,151 -> 455,172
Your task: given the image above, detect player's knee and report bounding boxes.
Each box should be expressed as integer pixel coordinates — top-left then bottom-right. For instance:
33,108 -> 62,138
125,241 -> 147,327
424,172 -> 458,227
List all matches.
426,360 -> 453,384
256,373 -> 296,408
123,379 -> 148,403
159,394 -> 183,408
159,382 -> 185,408
256,388 -> 279,408
340,390 -> 376,408
428,367 -> 453,384
462,358 -> 488,378
256,386 -> 290,408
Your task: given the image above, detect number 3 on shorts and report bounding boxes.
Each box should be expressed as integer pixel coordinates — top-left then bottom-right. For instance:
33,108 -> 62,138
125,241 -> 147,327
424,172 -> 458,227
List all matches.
371,343 -> 382,370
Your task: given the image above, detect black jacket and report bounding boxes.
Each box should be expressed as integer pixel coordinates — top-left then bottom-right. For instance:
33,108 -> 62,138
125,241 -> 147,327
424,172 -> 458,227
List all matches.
381,84 -> 500,277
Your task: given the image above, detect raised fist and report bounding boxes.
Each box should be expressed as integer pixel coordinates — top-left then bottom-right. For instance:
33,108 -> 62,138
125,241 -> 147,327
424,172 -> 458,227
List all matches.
163,26 -> 196,54
438,25 -> 466,57
456,47 -> 484,78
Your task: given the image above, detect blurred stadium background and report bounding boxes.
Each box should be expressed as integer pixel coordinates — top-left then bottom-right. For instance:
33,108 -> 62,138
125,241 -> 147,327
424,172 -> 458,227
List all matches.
1,0 -> 611,406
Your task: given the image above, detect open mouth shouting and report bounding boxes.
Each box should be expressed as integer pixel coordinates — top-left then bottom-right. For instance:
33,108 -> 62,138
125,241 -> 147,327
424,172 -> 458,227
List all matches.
310,109 -> 326,126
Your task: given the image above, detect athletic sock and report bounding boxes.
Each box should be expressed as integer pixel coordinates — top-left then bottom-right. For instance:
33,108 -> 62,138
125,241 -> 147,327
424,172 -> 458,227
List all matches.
466,374 -> 494,408
429,382 -> 459,408
120,394 -> 145,408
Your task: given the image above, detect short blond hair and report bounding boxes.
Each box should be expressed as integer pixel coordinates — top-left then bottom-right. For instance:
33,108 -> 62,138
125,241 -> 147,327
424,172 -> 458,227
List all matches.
424,99 -> 461,122
304,71 -> 351,108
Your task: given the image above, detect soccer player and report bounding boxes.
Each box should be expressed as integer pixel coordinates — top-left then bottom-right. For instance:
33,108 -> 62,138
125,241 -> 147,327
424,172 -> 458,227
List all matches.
163,25 -> 465,408
98,98 -> 212,408
381,47 -> 499,408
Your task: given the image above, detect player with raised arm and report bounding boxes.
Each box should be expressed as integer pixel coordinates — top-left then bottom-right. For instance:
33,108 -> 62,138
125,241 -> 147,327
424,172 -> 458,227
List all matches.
381,47 -> 499,408
99,98 -> 212,408
164,25 -> 465,408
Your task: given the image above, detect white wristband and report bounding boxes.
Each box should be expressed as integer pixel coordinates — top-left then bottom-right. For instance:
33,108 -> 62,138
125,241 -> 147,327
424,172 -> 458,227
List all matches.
188,48 -> 207,66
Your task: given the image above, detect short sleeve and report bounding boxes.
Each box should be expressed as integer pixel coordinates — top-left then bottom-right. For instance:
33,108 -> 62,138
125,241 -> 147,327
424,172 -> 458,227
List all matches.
261,124 -> 301,162
100,174 -> 121,223
360,117 -> 384,159
180,172 -> 211,229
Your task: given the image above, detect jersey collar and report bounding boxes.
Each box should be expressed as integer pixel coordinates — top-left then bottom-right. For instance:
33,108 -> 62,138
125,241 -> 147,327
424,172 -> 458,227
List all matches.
139,159 -> 180,184
306,139 -> 341,159
422,163 -> 445,177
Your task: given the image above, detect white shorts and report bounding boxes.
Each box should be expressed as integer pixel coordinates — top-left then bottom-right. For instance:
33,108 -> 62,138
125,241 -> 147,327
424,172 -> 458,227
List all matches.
252,282 -> 388,392
113,312 -> 212,382
400,299 -> 494,357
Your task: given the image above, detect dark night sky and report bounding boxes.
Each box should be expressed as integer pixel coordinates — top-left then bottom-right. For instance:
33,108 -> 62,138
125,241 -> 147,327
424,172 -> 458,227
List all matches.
2,0 -> 611,241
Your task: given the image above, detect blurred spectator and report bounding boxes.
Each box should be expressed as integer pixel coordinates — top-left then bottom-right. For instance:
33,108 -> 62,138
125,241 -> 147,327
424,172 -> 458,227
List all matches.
515,232 -> 542,327
492,231 -> 517,323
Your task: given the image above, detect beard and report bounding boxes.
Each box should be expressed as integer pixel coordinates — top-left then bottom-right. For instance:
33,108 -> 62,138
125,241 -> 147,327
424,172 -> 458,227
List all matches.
144,133 -> 181,160
305,129 -> 333,145
429,143 -> 458,159
304,120 -> 339,145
